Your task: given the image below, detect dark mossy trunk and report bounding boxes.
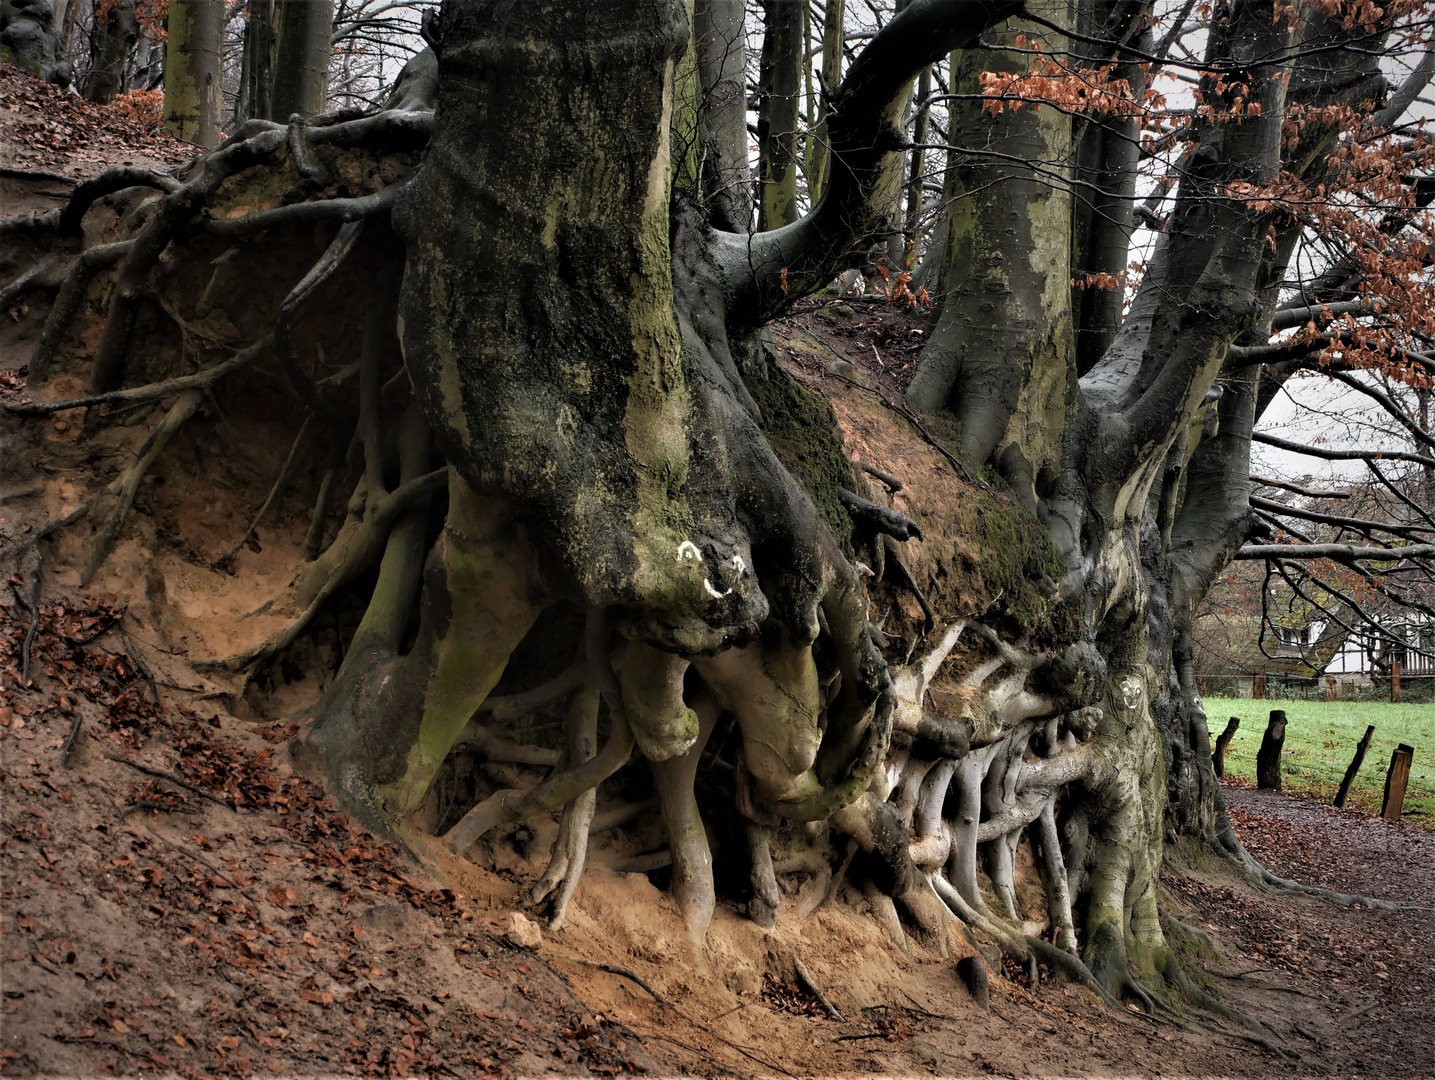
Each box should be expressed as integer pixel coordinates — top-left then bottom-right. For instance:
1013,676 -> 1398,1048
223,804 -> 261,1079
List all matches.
84,0 -> 139,104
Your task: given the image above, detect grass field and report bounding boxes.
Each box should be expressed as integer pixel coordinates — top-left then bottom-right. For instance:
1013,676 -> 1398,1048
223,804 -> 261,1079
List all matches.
1203,697 -> 1435,824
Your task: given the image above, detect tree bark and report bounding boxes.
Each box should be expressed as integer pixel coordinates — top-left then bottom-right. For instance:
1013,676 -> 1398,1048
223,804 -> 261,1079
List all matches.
808,0 -> 844,202
693,0 -> 749,231
904,0 -> 1074,506
163,0 -> 223,146
270,0 -> 331,119
83,0 -> 138,104
756,0 -> 802,230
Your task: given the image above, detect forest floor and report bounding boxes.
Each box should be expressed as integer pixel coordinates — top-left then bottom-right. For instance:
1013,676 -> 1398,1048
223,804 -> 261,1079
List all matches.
3,61 -> 1435,1079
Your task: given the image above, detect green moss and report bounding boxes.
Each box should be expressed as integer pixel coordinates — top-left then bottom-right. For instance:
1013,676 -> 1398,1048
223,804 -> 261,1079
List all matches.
0,43 -> 44,78
743,360 -> 861,555
964,486 -> 1064,632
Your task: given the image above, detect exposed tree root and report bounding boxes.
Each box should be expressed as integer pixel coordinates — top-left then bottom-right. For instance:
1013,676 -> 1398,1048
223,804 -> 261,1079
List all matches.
82,389 -> 203,584
210,465 -> 448,670
214,414 -> 316,569
1224,830 -> 1435,912
527,683 -> 600,930
8,334 -> 273,416
0,258 -> 56,309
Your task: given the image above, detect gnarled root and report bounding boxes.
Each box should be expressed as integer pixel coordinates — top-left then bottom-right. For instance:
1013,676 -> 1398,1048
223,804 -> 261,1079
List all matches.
743,818 -> 780,928
528,683 -> 601,930
443,609 -> 633,853
650,687 -> 721,943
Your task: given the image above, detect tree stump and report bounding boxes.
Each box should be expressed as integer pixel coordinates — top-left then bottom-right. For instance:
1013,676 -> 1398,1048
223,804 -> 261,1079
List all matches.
1333,725 -> 1375,808
1212,716 -> 1240,778
1381,744 -> 1414,820
1255,710 -> 1286,790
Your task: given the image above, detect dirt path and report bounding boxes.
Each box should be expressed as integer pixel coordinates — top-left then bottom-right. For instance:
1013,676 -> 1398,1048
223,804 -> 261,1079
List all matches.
1211,784 -> 1435,1076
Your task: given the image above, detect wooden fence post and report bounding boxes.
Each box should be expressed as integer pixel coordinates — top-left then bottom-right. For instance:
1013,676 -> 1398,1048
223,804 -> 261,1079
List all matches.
1391,662 -> 1401,703
1213,717 -> 1240,778
1254,669 -> 1266,700
1326,676 -> 1337,702
1256,710 -> 1287,790
1333,725 -> 1375,808
1381,744 -> 1414,820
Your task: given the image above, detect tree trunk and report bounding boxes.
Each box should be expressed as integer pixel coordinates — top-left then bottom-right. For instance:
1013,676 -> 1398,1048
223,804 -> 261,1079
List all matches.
269,0 -> 331,119
84,0 -> 139,104
808,0 -> 844,202
903,64 -> 931,262
163,0 -> 223,146
693,0 -> 749,231
1256,710 -> 1287,790
756,0 -> 802,230
237,0 -> 276,124
1068,0 -> 1148,375
904,0 -> 1074,504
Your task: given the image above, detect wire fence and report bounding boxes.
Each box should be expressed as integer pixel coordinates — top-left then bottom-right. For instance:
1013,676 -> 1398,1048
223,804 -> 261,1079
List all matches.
1197,671 -> 1435,703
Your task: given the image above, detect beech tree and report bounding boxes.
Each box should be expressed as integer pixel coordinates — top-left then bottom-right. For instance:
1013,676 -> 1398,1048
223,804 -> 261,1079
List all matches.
5,0 -> 1433,1020
162,0 -> 224,146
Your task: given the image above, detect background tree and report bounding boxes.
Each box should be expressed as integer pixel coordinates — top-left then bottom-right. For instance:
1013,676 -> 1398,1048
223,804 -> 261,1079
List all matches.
162,0 -> 223,145
82,0 -> 139,102
269,0 -> 332,117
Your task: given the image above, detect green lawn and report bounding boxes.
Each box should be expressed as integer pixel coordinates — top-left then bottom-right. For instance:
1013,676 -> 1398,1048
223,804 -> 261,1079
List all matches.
1202,697 -> 1435,824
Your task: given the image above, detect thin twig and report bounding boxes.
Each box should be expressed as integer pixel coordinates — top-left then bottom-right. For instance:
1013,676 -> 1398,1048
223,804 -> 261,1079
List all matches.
140,826 -> 264,910
120,630 -> 158,702
102,753 -> 235,810
708,1000 -> 754,1023
60,712 -> 82,768
19,554 -> 40,685
549,954 -> 794,1076
550,956 -> 673,1009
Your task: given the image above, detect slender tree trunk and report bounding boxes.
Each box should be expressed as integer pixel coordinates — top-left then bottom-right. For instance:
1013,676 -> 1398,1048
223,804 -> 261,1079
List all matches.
1068,0 -> 1149,375
163,0 -> 224,146
694,0 -> 749,230
903,64 -> 931,262
809,0 -> 844,201
237,0 -> 275,123
756,0 -> 802,229
84,0 -> 139,104
269,0 -> 331,119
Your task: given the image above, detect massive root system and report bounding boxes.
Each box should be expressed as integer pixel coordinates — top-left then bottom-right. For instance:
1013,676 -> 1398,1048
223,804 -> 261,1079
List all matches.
1,0 -> 1322,1027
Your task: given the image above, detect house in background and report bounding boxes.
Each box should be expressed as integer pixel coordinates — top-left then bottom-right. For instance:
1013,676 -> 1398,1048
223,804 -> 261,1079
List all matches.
1194,608 -> 1435,694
